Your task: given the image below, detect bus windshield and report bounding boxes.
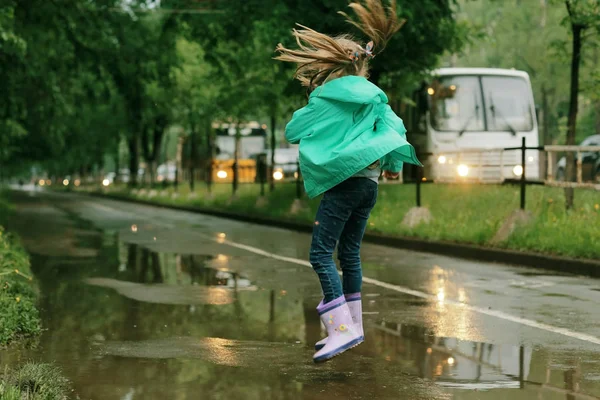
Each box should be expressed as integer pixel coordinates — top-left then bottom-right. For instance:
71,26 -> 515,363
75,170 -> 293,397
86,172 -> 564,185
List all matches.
430,75 -> 534,133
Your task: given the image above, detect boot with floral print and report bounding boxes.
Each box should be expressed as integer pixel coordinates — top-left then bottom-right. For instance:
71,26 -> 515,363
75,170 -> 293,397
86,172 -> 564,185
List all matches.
313,295 -> 363,363
315,293 -> 363,351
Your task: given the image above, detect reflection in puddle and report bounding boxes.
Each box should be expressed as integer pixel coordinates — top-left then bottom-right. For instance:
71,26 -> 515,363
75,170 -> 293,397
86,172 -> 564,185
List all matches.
362,320 -> 600,399
96,337 -> 306,368
85,278 -> 255,305
86,244 -> 257,306
85,244 -> 257,306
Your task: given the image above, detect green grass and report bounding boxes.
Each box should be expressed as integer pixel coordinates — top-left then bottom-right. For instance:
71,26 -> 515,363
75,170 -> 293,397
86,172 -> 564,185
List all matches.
0,364 -> 71,400
79,181 -> 600,259
0,192 -> 42,347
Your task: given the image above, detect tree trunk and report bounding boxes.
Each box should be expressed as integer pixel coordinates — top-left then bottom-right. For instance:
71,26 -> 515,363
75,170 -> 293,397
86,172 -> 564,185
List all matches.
564,21 -> 583,210
541,84 -> 550,178
128,135 -> 139,187
205,120 -> 213,192
270,113 -> 276,192
595,101 -> 600,135
233,122 -> 240,195
151,118 -> 166,185
189,128 -> 197,192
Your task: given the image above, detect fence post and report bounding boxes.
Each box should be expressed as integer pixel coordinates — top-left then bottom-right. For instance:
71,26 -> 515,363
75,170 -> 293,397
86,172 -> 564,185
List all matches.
520,137 -> 526,210
416,166 -> 422,207
296,161 -> 302,199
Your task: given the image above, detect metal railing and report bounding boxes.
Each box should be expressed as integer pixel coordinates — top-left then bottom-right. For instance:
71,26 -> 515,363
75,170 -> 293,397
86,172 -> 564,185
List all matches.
409,139 -> 599,210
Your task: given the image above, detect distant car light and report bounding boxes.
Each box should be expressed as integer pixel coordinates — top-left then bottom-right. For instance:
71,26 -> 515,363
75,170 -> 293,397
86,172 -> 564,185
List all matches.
527,156 -> 534,163
217,170 -> 228,179
74,179 -> 81,187
102,179 -> 110,187
45,180 -> 52,186
62,179 -> 69,186
513,165 -> 523,176
437,155 -> 447,164
39,180 -> 45,186
427,88 -> 435,95
273,170 -> 284,181
457,164 -> 469,177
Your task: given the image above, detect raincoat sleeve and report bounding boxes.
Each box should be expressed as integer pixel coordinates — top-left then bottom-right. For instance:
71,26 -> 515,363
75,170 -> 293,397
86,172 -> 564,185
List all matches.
378,104 -> 409,173
285,101 -> 316,144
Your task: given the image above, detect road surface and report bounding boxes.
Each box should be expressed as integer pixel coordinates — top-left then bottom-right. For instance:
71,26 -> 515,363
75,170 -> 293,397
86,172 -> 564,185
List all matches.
2,189 -> 600,399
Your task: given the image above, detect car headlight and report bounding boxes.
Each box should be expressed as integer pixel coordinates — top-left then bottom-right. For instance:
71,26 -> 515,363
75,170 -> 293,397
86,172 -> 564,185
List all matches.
437,155 -> 447,164
217,170 -> 228,179
457,164 -> 469,177
273,170 -> 284,181
513,165 -> 523,176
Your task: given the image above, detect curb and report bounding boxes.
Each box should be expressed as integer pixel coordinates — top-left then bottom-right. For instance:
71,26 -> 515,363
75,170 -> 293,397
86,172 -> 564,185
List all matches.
84,190 -> 600,277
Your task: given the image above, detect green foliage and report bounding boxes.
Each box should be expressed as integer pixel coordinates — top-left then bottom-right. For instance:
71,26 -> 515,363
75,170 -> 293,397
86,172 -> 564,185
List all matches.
1,0 -> 468,178
0,363 -> 71,400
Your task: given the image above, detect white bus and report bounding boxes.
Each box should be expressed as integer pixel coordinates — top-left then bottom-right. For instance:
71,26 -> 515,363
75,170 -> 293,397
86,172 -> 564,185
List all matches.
404,68 -> 540,182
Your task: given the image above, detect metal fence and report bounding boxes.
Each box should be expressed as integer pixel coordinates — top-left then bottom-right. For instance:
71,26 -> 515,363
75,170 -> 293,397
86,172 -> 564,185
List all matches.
410,139 -> 599,210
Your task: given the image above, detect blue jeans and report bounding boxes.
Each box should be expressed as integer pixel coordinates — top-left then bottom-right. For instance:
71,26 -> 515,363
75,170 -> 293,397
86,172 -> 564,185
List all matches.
309,178 -> 378,303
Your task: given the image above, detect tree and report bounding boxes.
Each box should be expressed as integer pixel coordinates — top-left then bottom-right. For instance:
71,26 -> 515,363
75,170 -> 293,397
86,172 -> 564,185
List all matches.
172,38 -> 220,191
563,0 -> 599,209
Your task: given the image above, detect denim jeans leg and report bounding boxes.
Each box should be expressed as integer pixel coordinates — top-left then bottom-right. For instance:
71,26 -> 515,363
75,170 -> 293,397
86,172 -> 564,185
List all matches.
309,192 -> 352,303
338,186 -> 377,294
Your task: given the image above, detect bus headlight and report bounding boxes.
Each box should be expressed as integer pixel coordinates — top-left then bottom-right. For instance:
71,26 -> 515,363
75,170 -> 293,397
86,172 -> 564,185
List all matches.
437,155 -> 447,164
513,165 -> 523,176
457,164 -> 469,177
217,170 -> 228,179
273,170 -> 284,181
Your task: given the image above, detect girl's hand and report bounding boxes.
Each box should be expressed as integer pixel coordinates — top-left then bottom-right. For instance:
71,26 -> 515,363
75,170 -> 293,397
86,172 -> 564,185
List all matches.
383,170 -> 400,179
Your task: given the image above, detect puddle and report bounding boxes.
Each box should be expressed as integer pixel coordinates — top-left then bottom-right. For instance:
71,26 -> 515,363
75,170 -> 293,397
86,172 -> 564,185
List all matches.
2,191 -> 600,400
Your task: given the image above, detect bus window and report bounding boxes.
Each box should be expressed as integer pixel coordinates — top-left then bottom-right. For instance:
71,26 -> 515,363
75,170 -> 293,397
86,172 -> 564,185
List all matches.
430,76 -> 484,132
482,76 -> 534,132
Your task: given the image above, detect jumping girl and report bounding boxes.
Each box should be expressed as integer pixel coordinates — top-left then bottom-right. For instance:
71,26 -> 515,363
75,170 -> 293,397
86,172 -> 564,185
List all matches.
275,0 -> 422,363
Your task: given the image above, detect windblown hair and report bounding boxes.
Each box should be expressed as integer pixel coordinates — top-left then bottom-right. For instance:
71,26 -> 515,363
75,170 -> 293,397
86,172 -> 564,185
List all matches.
274,0 -> 405,89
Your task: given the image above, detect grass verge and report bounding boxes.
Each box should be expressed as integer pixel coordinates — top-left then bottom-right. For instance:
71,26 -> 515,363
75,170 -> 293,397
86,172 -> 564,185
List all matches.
0,192 -> 41,347
74,181 -> 600,260
0,363 -> 71,400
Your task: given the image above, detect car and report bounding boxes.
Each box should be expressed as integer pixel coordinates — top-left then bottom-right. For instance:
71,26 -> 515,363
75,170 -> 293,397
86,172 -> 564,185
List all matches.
556,134 -> 600,183
157,163 -> 177,183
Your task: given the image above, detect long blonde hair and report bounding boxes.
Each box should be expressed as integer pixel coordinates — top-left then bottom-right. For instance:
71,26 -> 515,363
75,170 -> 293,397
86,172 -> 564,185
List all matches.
274,0 -> 405,90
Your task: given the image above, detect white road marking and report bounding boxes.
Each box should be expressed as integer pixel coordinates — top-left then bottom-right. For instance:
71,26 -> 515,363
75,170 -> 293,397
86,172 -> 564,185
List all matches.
208,234 -> 600,346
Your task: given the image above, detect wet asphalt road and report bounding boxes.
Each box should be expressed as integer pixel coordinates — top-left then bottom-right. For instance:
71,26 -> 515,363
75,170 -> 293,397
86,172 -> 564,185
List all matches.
2,188 -> 600,400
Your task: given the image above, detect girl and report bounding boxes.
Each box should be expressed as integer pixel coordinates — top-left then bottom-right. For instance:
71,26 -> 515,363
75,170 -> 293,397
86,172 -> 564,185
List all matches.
275,0 -> 422,363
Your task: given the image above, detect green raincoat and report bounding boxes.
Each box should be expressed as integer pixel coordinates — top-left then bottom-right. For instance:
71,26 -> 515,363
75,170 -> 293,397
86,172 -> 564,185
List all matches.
285,76 -> 422,199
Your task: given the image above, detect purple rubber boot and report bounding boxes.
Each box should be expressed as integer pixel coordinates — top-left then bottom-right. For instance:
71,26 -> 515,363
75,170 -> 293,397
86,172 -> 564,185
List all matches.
313,295 -> 363,363
315,293 -> 363,351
